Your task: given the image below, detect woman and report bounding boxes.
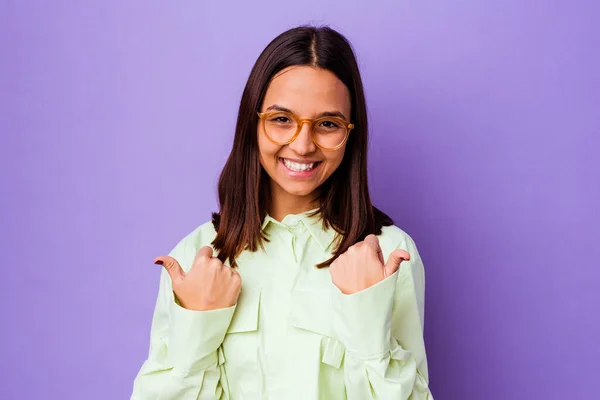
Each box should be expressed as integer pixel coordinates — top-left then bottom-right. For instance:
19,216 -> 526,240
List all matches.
132,25 -> 433,399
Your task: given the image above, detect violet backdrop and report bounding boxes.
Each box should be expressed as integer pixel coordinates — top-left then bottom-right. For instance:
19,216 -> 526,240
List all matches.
1,1 -> 598,399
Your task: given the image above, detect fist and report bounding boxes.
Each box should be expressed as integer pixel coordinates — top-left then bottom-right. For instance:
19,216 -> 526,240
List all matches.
154,246 -> 242,311
329,234 -> 411,295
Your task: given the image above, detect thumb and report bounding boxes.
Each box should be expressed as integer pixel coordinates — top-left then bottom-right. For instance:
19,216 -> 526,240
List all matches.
154,256 -> 185,283
383,249 -> 411,277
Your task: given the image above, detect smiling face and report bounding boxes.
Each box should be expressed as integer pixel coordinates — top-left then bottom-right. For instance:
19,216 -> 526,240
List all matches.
258,66 -> 352,216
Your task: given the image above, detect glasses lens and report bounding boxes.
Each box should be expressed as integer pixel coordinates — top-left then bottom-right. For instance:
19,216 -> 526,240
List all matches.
313,118 -> 348,149
263,112 -> 349,148
264,112 -> 297,143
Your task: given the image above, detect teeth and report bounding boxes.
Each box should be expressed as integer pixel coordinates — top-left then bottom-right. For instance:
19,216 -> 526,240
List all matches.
282,158 -> 316,172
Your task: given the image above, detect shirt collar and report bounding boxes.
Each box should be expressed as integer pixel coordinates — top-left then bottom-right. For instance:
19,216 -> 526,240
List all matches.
261,209 -> 337,252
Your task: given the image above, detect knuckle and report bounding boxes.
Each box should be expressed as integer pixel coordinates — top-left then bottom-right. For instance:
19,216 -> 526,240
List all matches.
363,244 -> 376,254
231,275 -> 242,288
366,244 -> 378,254
349,243 -> 362,252
165,261 -> 176,271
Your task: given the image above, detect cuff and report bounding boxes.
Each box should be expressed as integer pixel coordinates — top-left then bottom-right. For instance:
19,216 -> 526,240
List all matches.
168,300 -> 236,370
332,270 -> 398,357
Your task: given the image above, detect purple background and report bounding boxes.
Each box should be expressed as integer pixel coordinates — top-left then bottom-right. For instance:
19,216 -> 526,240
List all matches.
1,1 -> 598,399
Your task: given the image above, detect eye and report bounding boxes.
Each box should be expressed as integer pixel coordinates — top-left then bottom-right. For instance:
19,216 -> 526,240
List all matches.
268,115 -> 292,124
319,120 -> 342,129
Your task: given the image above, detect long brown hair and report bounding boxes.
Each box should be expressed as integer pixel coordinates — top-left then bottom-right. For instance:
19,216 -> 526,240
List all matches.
211,25 -> 393,268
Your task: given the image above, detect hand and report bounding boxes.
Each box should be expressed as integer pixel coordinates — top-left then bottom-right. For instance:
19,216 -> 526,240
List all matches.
154,246 -> 242,311
329,234 -> 411,295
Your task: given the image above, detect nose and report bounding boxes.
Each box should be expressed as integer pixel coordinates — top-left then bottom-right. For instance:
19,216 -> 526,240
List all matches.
288,121 -> 317,155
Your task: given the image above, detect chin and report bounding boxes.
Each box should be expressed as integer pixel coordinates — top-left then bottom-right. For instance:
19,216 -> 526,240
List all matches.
277,181 -> 320,198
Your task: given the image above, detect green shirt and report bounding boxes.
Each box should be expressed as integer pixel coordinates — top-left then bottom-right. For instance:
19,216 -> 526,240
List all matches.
131,210 -> 433,399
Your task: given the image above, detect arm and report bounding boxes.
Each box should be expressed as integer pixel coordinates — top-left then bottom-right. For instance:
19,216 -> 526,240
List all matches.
131,240 -> 236,400
332,238 -> 433,400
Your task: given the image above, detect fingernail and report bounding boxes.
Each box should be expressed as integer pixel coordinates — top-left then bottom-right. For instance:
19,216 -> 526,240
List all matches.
154,260 -> 163,266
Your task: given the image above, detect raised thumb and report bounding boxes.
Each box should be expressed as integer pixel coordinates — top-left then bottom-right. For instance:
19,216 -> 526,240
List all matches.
383,249 -> 411,277
154,256 -> 185,283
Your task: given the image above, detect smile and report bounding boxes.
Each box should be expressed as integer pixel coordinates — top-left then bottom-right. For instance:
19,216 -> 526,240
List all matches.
280,158 -> 321,172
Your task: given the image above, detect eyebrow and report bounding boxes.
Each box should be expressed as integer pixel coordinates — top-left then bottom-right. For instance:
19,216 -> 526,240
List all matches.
265,104 -> 348,120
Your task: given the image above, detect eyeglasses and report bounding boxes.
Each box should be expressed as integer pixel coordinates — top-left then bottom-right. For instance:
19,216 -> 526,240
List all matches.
257,111 -> 354,151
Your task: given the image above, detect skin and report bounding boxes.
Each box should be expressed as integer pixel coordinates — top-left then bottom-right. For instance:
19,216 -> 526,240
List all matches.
257,66 -> 351,222
153,66 -> 410,310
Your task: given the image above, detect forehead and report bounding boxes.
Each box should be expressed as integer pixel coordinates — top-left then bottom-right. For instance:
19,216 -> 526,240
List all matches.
262,66 -> 351,116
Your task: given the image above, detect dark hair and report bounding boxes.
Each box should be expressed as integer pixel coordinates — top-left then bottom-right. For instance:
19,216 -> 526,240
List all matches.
211,25 -> 393,268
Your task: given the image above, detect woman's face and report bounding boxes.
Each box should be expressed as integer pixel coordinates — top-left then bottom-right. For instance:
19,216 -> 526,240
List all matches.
258,66 -> 351,206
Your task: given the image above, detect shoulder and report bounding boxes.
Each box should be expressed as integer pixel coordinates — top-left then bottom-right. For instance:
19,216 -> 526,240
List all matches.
378,224 -> 419,251
179,220 -> 217,249
167,220 -> 217,271
378,224 -> 422,262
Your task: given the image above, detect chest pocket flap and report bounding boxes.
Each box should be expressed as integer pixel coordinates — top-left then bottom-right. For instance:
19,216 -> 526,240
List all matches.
290,289 -> 345,369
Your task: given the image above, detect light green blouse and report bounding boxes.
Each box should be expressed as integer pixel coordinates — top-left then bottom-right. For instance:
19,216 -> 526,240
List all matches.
131,210 -> 433,399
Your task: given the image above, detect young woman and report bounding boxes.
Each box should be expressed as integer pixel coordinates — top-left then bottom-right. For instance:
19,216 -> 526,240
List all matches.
132,25 -> 433,400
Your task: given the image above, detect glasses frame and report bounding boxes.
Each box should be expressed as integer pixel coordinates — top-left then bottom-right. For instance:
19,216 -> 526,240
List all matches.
257,111 -> 354,151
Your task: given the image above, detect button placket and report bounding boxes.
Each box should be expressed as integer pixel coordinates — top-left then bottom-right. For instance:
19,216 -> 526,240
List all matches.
288,220 -> 309,265
290,234 -> 297,263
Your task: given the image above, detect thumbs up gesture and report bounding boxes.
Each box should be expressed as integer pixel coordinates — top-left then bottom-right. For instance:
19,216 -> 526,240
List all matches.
154,246 -> 242,311
329,234 -> 411,295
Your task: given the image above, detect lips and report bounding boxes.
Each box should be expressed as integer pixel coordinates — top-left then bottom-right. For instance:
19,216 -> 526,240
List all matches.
280,158 -> 321,172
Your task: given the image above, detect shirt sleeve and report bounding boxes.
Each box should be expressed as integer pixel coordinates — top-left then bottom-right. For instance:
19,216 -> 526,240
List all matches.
331,237 -> 434,400
131,238 -> 236,400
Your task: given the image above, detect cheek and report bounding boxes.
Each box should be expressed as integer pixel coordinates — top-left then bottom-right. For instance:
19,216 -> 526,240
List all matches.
324,148 -> 346,171
257,134 -> 281,166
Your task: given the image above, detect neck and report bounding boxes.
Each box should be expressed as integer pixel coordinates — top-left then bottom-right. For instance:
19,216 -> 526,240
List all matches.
269,182 -> 320,222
